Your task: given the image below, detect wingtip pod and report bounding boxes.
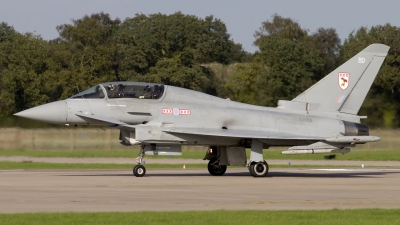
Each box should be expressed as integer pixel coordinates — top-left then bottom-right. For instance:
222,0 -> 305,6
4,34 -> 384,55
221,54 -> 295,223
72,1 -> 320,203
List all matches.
362,43 -> 390,54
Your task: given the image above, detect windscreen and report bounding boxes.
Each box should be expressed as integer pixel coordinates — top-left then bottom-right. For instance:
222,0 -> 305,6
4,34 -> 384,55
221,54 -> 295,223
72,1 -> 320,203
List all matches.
69,85 -> 105,99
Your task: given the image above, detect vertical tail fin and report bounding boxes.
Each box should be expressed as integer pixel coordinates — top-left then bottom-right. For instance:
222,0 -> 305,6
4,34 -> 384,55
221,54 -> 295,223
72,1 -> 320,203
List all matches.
292,44 -> 389,114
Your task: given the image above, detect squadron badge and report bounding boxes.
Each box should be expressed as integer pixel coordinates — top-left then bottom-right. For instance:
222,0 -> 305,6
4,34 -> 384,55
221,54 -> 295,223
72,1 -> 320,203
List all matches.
338,72 -> 350,90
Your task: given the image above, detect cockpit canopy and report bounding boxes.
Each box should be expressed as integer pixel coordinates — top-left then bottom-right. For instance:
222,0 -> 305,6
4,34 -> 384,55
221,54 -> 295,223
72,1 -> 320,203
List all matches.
69,82 -> 165,100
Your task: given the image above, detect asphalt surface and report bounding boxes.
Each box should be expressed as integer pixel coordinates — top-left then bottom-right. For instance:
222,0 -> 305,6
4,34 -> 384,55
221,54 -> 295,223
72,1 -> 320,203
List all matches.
1,168 -> 400,213
1,156 -> 400,167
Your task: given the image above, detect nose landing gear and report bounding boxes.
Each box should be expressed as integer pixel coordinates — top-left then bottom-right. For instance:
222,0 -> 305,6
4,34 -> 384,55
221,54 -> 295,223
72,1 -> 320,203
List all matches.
133,145 -> 146,177
133,164 -> 146,177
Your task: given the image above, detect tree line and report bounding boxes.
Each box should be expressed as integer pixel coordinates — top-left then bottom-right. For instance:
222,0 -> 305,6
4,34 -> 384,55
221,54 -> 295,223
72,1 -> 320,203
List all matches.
0,13 -> 399,127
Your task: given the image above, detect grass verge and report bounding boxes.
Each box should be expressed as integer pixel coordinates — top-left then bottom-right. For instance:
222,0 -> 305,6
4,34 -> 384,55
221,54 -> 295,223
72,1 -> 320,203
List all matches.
0,209 -> 399,225
1,148 -> 400,161
0,161 -> 205,170
0,161 -> 385,170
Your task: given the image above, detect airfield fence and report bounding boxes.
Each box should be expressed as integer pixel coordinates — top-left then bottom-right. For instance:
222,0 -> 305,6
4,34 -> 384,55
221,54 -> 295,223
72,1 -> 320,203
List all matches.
0,128 -> 399,151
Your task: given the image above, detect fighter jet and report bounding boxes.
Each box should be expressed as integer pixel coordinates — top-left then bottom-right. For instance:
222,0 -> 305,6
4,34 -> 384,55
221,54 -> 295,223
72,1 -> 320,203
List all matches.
15,44 -> 389,177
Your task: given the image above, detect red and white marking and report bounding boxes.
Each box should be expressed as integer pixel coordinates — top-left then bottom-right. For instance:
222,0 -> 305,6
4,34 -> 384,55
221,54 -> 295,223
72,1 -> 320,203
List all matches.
162,108 -> 191,115
338,72 -> 350,90
179,109 -> 191,115
162,108 -> 173,114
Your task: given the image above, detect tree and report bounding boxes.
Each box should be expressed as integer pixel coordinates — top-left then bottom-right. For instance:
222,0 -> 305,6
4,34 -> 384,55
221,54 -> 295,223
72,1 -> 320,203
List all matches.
0,22 -> 17,43
52,12 -> 122,98
342,24 -> 400,127
0,31 -> 49,115
115,12 -> 246,93
310,28 -> 341,80
221,61 -> 270,105
252,15 -> 324,105
254,13 -> 308,44
117,12 -> 244,67
144,58 -> 215,93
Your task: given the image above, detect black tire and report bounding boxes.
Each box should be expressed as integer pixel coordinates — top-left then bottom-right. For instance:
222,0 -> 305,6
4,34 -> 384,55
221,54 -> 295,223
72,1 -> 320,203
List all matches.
207,159 -> 227,176
133,165 -> 146,177
249,161 -> 269,177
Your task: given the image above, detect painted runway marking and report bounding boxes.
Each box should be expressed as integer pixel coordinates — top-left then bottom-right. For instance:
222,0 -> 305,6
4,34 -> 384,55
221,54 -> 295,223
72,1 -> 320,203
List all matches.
311,168 -> 400,172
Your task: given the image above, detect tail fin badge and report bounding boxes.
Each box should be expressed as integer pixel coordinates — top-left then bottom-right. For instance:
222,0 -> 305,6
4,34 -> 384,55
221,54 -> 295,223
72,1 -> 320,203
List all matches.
338,72 -> 350,90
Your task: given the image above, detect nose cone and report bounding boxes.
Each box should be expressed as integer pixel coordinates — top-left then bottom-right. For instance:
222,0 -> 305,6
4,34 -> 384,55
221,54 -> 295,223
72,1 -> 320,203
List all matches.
14,100 -> 68,124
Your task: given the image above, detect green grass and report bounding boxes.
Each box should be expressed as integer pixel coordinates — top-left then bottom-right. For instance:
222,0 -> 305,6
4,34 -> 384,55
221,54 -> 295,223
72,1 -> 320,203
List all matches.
0,161 -> 384,170
0,149 -> 142,158
0,149 -> 208,158
0,161 -> 207,170
1,148 -> 399,161
0,209 -> 399,225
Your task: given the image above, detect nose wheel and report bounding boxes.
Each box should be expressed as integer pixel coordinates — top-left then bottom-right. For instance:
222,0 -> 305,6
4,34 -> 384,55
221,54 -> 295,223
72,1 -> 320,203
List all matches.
133,165 -> 146,177
133,145 -> 146,177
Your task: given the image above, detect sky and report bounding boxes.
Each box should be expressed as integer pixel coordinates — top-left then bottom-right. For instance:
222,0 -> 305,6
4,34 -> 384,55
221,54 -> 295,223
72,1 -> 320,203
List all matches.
1,0 -> 400,53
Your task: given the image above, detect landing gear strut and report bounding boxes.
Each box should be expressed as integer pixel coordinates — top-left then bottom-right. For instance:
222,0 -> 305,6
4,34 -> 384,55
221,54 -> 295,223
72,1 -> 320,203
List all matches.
249,139 -> 269,177
133,145 -> 146,177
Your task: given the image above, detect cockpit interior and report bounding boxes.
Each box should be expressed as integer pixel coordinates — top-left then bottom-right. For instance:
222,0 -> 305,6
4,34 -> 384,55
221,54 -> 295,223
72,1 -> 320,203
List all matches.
69,82 -> 165,100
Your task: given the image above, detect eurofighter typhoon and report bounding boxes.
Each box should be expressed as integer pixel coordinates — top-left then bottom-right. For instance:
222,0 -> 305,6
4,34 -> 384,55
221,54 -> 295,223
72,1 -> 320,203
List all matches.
15,44 -> 389,177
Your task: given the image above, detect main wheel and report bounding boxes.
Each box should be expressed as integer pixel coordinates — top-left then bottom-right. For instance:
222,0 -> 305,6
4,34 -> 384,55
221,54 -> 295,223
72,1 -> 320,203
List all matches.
133,165 -> 146,177
207,159 -> 227,176
249,161 -> 269,177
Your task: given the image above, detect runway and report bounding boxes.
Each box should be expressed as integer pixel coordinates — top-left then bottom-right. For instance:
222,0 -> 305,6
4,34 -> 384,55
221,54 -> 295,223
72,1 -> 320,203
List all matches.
1,168 -> 400,213
2,156 -> 400,166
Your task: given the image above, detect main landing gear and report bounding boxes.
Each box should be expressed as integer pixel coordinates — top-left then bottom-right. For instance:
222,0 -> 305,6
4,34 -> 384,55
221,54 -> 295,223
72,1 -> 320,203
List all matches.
204,142 -> 270,177
248,139 -> 269,177
204,146 -> 228,176
207,159 -> 227,176
133,145 -> 146,177
249,161 -> 269,177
